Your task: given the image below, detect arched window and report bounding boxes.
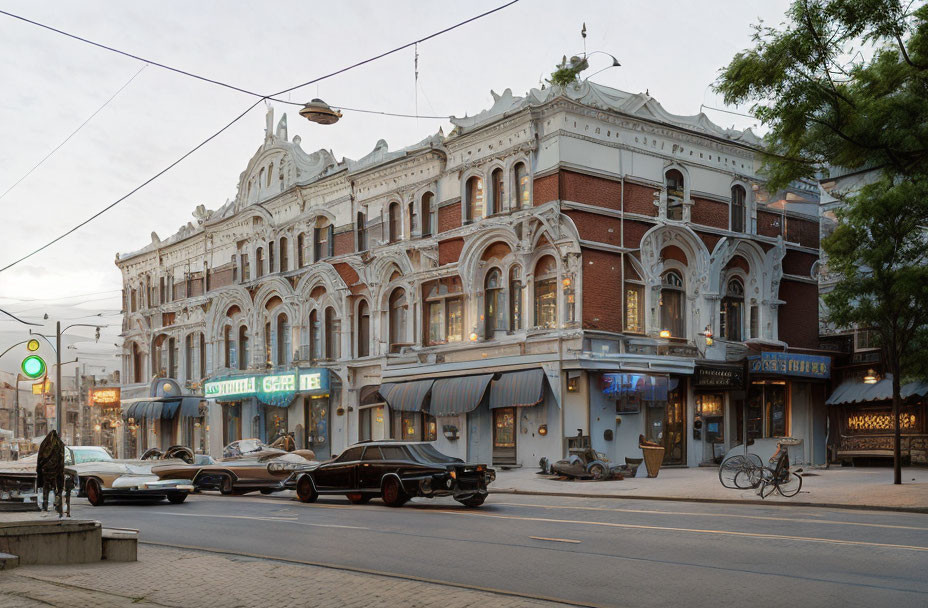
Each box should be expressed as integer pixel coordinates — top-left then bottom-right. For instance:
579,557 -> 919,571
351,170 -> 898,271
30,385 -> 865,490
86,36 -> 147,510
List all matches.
509,267 -> 523,330
534,256 -> 558,329
167,337 -> 177,379
485,268 -> 505,337
731,185 -> 746,233
665,169 -> 685,221
309,310 -> 321,360
660,270 -> 686,338
357,300 -> 371,357
421,192 -> 433,237
389,288 -> 407,352
313,218 -> 333,261
465,176 -> 484,222
279,237 -> 289,272
388,203 -> 401,243
513,162 -> 529,209
269,240 -> 276,273
490,168 -> 504,215
297,233 -> 305,267
237,326 -> 249,370
255,247 -> 265,278
324,307 -> 339,360
720,278 -> 745,341
356,211 -> 368,251
132,343 -> 143,384
276,313 -> 290,366
624,256 -> 645,334
408,201 -> 417,236
224,326 -> 235,369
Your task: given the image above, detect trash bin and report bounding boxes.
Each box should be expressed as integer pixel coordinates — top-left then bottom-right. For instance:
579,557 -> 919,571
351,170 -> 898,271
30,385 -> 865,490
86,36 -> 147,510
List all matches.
641,446 -> 665,478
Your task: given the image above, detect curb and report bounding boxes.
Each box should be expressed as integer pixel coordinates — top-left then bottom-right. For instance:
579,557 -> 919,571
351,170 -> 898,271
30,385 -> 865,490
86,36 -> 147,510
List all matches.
488,489 -> 928,514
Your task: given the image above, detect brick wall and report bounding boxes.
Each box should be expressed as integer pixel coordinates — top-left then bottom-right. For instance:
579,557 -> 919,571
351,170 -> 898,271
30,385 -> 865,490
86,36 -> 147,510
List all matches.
624,182 -> 657,217
561,171 -> 621,209
698,232 -> 721,252
691,197 -> 728,230
757,210 -> 782,238
581,248 -> 623,332
332,262 -> 359,287
438,202 -> 462,233
661,245 -> 688,265
333,229 -> 354,256
439,238 -> 464,265
778,279 -> 819,349
533,174 -> 559,205
782,250 -> 817,277
565,210 -> 622,247
623,220 -> 653,249
786,216 -> 820,249
209,265 -> 234,290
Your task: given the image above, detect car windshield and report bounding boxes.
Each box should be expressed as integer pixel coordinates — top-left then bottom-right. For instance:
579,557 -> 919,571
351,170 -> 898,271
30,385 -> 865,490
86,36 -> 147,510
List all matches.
224,439 -> 268,458
70,447 -> 114,464
407,443 -> 462,464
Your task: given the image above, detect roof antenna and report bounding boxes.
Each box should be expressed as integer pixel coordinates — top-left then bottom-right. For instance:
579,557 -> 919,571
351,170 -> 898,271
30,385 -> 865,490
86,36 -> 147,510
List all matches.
414,42 -> 420,128
581,23 -> 587,58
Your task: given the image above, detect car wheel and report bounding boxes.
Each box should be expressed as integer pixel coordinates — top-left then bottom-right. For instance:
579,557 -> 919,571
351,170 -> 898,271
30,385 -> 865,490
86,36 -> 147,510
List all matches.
346,493 -> 371,505
260,489 -> 274,495
219,476 -> 235,495
587,461 -> 607,480
166,492 -> 187,504
381,477 -> 407,507
85,478 -> 104,506
296,476 -> 318,503
458,495 -> 486,508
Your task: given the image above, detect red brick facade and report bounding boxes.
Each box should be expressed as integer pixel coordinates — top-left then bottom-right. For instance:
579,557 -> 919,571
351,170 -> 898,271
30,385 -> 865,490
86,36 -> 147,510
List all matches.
782,250 -> 817,277
561,171 -> 621,209
332,262 -> 359,287
690,197 -> 729,230
438,238 -> 465,266
533,173 -> 559,205
623,182 -> 658,217
333,230 -> 353,256
777,280 -> 819,349
438,202 -> 462,233
580,248 -> 623,332
757,210 -> 782,238
565,210 -> 622,247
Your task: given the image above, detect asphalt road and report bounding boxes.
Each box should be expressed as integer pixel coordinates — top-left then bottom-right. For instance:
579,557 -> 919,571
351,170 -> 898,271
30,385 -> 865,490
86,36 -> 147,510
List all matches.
67,491 -> 928,608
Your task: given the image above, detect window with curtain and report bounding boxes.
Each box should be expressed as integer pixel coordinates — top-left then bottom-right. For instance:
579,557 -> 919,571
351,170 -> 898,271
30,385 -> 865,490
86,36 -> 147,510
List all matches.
490,168 -> 503,215
514,162 -> 529,209
279,237 -> 289,272
465,176 -> 484,222
665,169 -> 685,221
720,278 -> 744,341
388,203 -> 401,243
255,248 -> 264,278
485,268 -> 505,336
624,256 -> 645,334
357,300 -> 371,357
237,326 -> 249,370
310,310 -> 321,360
324,307 -> 339,360
389,288 -> 407,351
276,313 -> 290,366
421,192 -> 433,236
356,212 -> 367,251
660,270 -> 685,338
534,256 -> 558,329
731,185 -> 746,233
509,267 -> 522,331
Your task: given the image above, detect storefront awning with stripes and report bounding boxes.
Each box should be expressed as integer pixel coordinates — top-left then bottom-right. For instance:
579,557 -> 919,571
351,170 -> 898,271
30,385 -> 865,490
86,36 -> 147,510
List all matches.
430,374 -> 494,416
377,380 -> 434,412
489,368 -> 546,409
122,396 -> 203,421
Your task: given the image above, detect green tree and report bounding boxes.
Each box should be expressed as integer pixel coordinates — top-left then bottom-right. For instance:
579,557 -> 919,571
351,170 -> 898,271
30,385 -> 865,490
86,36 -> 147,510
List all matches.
716,0 -> 928,483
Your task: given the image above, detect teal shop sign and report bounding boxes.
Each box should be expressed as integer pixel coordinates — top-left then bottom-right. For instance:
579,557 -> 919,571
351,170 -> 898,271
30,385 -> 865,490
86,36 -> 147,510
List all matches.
204,369 -> 330,405
748,353 -> 830,379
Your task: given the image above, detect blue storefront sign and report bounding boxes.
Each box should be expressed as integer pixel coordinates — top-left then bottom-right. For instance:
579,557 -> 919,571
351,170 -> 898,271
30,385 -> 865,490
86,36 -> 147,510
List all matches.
205,368 -> 330,406
747,353 -> 830,379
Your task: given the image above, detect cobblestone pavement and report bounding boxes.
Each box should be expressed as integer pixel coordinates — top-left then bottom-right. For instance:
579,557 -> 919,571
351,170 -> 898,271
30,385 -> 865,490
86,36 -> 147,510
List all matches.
0,544 -> 568,608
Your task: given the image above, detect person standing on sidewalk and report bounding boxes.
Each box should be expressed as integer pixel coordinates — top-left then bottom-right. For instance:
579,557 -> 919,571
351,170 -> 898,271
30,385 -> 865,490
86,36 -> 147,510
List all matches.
35,430 -> 65,517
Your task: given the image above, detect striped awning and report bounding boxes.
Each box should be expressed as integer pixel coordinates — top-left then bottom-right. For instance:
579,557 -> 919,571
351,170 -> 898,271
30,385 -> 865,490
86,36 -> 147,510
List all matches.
430,374 -> 494,417
122,396 -> 203,420
489,368 -> 546,409
378,380 -> 434,413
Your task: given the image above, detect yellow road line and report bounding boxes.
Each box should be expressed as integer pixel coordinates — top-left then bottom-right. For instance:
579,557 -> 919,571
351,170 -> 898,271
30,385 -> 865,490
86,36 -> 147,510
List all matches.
529,536 -> 582,544
429,510 -> 928,553
493,502 -> 928,532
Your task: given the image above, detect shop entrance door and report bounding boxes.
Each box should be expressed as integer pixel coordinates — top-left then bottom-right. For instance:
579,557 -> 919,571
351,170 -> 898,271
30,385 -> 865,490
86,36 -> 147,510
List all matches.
304,398 -> 330,460
492,408 -> 517,465
645,379 -> 686,465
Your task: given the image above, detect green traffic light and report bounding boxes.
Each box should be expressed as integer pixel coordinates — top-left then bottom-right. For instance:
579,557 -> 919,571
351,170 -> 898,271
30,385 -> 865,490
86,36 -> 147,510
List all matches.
21,355 -> 46,379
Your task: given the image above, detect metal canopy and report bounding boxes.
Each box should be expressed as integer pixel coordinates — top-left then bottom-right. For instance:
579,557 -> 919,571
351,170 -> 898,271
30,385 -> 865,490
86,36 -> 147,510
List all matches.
826,374 -> 928,406
122,396 -> 203,420
489,368 -> 546,409
430,374 -> 494,417
378,380 -> 434,413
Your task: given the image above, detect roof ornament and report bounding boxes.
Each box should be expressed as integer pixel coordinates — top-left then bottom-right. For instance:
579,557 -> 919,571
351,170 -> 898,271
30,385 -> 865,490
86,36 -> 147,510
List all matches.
547,55 -> 589,88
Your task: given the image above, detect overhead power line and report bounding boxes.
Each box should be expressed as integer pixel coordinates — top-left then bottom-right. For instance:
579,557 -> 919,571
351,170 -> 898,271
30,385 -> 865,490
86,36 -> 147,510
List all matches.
0,64 -> 147,203
0,288 -> 122,303
0,1 -> 519,274
0,2 -> 520,118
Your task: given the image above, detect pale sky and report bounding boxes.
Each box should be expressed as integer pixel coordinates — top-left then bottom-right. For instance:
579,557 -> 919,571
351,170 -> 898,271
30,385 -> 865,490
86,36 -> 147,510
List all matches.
0,0 -> 791,375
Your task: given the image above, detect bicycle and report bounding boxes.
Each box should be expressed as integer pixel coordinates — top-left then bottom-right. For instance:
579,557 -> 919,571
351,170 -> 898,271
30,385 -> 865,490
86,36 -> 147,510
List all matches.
734,450 -> 802,498
718,453 -> 764,489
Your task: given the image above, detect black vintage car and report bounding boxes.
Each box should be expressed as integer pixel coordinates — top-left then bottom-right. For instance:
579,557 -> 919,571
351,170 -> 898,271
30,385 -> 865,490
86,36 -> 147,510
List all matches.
288,441 -> 495,508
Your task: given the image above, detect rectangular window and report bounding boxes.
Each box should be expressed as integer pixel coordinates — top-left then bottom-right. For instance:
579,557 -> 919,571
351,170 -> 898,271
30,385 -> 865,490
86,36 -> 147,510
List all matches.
746,382 -> 788,439
359,405 -> 385,442
428,301 -> 442,345
750,305 -> 759,339
534,279 -> 557,329
446,297 -> 463,342
624,285 -> 644,333
855,328 -> 878,351
241,254 -> 250,281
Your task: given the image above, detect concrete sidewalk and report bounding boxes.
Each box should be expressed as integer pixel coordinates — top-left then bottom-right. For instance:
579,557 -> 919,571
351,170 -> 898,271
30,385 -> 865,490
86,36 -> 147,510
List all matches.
0,544 -> 563,608
490,465 -> 928,512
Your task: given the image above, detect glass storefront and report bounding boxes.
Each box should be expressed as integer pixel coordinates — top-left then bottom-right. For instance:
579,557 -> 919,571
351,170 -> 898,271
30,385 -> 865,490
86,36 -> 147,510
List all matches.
222,402 -> 242,445
745,381 -> 788,439
602,374 -> 686,465
305,396 -> 330,460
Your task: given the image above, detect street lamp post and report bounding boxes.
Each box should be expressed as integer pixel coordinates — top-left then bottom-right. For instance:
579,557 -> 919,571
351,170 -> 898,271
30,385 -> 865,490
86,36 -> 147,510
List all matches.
31,323 -> 100,434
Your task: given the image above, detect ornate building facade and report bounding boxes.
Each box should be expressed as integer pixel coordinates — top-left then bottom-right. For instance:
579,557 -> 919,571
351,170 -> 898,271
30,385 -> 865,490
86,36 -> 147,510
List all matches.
117,80 -> 826,467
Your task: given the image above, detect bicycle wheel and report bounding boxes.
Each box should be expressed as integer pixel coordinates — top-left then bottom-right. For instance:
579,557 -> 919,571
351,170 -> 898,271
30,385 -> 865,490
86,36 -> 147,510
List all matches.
719,456 -> 745,488
746,453 -> 763,468
777,472 -> 802,497
760,478 -> 778,499
733,470 -> 755,490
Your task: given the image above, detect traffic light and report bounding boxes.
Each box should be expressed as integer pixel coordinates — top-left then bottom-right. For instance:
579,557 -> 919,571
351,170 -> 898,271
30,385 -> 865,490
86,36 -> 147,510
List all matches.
21,354 -> 46,379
